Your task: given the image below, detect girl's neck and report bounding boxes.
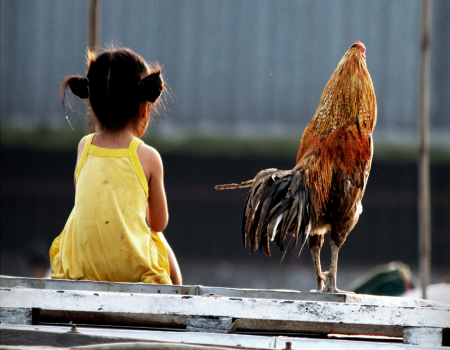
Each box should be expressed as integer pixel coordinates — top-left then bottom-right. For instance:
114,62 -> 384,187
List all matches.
92,125 -> 138,149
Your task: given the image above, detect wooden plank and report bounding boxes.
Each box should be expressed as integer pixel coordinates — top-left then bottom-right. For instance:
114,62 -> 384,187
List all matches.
2,276 -> 448,308
0,325 -> 273,349
0,308 -> 32,325
198,286 -> 346,303
0,327 -> 258,350
38,310 -> 188,328
0,344 -> 258,350
0,324 -> 438,350
235,319 -> 404,337
0,346 -> 60,350
0,275 -> 197,296
0,276 -> 345,303
62,343 -> 262,350
0,326 -> 147,347
403,327 -> 449,346
1,288 -> 449,337
186,316 -> 236,333
34,310 -> 403,337
344,293 -> 449,308
200,287 -> 449,308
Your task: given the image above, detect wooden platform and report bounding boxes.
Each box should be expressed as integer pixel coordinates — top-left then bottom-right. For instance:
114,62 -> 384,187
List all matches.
1,324 -> 444,350
1,275 -> 446,307
1,276 -> 449,349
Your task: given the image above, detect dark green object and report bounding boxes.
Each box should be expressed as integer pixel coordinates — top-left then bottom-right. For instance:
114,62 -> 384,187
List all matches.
347,261 -> 414,296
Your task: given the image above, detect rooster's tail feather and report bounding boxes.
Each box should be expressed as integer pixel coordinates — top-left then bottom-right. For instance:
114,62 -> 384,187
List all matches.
214,168 -> 279,190
243,168 -> 311,257
215,181 -> 253,190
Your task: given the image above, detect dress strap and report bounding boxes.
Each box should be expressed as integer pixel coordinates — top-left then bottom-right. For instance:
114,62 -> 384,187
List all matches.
75,134 -> 95,184
128,138 -> 149,197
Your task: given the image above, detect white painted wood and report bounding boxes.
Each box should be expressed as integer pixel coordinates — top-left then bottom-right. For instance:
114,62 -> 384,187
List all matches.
1,288 -> 449,331
0,324 -> 438,350
2,276 -> 448,308
0,275 -> 196,296
403,327 -> 447,346
1,327 -> 251,350
186,316 -> 235,333
0,346 -> 59,350
198,286 -> 346,303
63,343 -> 258,350
0,276 -> 344,303
344,293 -> 449,308
0,308 -> 32,325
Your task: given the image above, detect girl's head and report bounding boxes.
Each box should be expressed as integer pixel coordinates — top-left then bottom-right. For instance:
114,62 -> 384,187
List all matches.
61,48 -> 164,135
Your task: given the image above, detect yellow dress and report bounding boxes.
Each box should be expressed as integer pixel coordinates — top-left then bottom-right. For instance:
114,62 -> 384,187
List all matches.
50,134 -> 171,284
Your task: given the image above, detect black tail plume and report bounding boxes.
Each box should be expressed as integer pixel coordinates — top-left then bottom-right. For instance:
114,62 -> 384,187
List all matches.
242,168 -> 312,258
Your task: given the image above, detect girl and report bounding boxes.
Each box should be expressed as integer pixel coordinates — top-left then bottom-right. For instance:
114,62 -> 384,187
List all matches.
50,48 -> 182,285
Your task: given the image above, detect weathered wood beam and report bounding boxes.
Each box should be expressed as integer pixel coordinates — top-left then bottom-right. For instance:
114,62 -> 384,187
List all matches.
0,324 -> 440,350
0,325 -> 271,349
1,288 -> 449,337
0,308 -> 40,325
0,308 -> 31,325
0,275 -> 197,296
1,276 -> 447,308
63,343 -> 260,350
0,325 -> 147,348
186,316 -> 236,333
404,327 -> 449,346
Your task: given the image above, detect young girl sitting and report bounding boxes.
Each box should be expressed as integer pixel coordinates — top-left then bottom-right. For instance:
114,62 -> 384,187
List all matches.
50,48 -> 181,285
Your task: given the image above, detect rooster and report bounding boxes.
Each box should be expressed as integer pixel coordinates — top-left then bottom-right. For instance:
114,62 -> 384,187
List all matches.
216,42 -> 376,293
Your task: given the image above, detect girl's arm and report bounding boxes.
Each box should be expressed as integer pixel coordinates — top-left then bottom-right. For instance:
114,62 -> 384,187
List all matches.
138,145 -> 169,232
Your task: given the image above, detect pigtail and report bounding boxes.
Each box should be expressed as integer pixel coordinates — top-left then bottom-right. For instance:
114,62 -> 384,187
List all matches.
60,49 -> 95,102
60,76 -> 90,130
138,70 -> 164,103
60,76 -> 89,101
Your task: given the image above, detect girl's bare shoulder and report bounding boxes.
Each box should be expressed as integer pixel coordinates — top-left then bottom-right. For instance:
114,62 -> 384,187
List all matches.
137,143 -> 162,165
76,135 -> 90,163
78,135 -> 89,152
136,142 -> 163,181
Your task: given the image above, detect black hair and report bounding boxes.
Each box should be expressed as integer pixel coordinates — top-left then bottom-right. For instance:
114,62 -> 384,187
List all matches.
61,48 -> 164,131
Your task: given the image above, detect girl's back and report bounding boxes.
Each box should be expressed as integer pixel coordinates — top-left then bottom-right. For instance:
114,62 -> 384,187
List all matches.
51,134 -> 170,283
50,48 -> 180,285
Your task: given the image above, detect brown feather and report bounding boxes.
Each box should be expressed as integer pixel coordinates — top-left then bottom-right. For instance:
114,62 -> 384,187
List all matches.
215,42 -> 377,281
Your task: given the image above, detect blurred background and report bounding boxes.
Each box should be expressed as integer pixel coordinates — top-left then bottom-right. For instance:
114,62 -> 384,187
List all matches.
1,0 -> 449,293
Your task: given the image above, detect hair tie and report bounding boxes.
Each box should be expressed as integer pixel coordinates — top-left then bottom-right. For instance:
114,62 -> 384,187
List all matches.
85,77 -> 89,85
138,79 -> 142,86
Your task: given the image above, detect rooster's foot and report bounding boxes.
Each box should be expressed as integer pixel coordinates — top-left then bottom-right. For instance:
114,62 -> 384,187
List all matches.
310,279 -> 325,293
323,284 -> 354,294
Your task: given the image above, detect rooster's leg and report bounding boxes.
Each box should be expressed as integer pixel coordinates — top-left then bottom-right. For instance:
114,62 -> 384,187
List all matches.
324,240 -> 353,293
308,234 -> 325,292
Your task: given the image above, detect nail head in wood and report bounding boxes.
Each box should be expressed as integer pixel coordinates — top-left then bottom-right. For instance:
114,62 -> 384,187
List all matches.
68,324 -> 80,333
